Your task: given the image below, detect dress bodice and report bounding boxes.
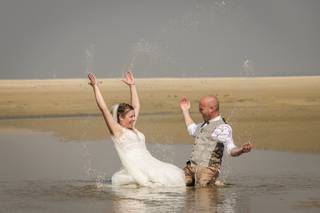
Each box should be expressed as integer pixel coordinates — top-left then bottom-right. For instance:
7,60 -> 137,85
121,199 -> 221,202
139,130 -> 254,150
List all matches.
112,128 -> 147,152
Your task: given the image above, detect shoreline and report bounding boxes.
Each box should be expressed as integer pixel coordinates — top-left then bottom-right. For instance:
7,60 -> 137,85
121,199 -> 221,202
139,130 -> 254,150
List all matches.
0,76 -> 319,153
0,111 -> 181,120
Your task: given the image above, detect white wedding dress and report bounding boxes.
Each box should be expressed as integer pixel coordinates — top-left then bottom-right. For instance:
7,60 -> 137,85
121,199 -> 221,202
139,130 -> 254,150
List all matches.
111,128 -> 185,187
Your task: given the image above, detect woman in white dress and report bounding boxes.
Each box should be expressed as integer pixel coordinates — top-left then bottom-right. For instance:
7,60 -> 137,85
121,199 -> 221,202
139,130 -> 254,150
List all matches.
88,70 -> 185,187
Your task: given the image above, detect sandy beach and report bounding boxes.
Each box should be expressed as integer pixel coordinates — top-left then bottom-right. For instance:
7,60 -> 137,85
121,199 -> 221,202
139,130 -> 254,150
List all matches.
0,76 -> 320,152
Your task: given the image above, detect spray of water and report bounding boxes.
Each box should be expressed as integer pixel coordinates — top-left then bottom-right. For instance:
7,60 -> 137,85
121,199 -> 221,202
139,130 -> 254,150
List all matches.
225,57 -> 255,120
127,1 -> 231,73
242,58 -> 255,77
126,39 -> 165,73
220,56 -> 257,183
148,143 -> 175,164
79,1 -> 235,185
81,142 -> 109,187
242,57 -> 256,147
80,45 -> 109,186
166,0 -> 230,33
84,44 -> 95,74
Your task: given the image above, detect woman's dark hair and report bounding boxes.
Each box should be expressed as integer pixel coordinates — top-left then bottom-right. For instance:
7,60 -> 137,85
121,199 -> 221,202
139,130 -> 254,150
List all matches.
117,103 -> 134,122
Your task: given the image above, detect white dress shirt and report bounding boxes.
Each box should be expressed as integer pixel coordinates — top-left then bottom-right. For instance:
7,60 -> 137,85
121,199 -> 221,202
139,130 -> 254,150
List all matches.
187,115 -> 236,155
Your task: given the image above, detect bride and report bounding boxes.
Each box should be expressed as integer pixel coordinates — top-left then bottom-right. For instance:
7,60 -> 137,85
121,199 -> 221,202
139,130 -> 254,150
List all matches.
88,70 -> 185,187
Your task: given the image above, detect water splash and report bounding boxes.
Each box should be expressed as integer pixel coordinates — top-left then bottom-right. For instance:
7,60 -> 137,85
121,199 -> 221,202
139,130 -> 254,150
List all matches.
167,0 -> 230,32
126,38 -> 179,76
242,58 -> 255,77
81,143 -> 93,177
128,39 -> 161,69
81,143 -> 108,186
132,39 -> 158,54
84,44 -> 95,74
194,0 -> 230,10
147,143 -> 175,164
121,0 -> 233,77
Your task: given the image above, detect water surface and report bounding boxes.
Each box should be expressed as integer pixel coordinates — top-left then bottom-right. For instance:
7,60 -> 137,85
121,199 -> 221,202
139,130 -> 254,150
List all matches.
0,129 -> 319,212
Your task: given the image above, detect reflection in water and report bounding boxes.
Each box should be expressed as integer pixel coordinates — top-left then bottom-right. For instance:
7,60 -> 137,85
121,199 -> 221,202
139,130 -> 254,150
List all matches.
110,185 -> 186,213
1,180 -> 237,213
186,187 -> 220,212
183,187 -> 237,213
101,183 -> 236,213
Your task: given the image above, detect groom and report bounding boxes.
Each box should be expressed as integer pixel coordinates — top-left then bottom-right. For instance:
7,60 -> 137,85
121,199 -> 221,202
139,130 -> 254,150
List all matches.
179,95 -> 252,187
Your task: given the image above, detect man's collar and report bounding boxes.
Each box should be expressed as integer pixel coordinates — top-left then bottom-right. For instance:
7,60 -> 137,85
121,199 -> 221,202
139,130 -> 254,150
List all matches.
208,115 -> 222,123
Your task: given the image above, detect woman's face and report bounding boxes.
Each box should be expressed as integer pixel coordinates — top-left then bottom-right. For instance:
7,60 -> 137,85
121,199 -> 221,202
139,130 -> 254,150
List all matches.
119,110 -> 135,129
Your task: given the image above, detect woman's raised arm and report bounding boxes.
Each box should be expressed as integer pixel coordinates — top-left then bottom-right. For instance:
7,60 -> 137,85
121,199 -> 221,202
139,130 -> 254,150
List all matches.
88,73 -> 122,137
122,69 -> 140,125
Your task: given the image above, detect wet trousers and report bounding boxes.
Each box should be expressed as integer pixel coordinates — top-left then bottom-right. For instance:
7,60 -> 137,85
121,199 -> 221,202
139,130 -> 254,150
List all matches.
183,163 -> 220,187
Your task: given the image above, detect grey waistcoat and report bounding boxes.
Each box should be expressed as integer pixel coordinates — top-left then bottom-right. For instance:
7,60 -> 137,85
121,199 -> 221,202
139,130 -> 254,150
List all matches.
190,119 -> 226,166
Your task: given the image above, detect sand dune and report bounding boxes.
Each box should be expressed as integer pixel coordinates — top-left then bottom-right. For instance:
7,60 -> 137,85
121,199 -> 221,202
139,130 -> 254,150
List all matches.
0,76 -> 320,152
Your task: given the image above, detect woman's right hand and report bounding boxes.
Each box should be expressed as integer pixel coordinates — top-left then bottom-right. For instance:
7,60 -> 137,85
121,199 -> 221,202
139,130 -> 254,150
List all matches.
88,72 -> 97,86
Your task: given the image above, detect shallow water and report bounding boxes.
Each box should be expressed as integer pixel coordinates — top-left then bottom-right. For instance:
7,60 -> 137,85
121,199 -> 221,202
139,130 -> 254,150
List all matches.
0,129 -> 319,212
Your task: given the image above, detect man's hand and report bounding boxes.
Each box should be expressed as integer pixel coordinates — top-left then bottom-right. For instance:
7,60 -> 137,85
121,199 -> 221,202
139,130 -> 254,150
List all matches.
230,142 -> 253,157
180,96 -> 191,112
179,96 -> 194,127
240,143 -> 253,154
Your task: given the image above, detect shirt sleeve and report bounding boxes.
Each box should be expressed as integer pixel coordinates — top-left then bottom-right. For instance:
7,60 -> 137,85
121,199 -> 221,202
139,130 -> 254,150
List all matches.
211,124 -> 237,155
187,123 -> 199,137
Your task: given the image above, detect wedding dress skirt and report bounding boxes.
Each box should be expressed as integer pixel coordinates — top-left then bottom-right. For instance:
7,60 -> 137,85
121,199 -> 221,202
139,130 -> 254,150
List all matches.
111,128 -> 185,187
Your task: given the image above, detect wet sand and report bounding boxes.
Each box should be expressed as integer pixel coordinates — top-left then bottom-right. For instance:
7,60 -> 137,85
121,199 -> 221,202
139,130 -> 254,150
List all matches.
0,76 -> 320,152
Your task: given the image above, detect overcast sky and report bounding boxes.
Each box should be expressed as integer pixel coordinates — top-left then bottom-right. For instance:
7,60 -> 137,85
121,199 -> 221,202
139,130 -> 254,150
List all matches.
0,0 -> 319,79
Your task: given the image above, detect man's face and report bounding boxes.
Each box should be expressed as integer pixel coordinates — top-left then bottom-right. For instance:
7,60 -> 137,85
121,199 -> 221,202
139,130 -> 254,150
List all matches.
199,100 -> 211,121
199,97 -> 219,121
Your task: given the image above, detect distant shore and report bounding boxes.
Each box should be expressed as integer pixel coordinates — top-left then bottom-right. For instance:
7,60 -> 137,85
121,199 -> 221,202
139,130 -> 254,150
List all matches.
1,76 -> 320,153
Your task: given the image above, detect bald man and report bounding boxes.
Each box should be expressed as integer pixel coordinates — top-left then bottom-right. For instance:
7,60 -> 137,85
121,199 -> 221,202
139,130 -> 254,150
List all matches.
180,95 -> 252,187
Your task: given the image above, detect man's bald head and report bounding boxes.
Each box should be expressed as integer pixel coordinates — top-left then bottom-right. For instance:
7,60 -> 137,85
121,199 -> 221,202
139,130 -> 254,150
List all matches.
199,95 -> 220,121
200,96 -> 219,111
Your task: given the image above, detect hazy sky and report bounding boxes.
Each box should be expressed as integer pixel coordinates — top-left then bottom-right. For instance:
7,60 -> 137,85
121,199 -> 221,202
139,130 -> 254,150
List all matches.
0,0 -> 319,79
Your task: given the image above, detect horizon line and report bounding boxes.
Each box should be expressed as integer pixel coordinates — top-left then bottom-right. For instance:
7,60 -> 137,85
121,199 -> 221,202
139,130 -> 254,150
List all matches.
1,74 -> 320,81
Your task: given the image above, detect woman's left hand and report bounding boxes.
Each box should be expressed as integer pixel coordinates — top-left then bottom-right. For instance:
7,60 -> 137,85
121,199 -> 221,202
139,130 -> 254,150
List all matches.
122,69 -> 135,86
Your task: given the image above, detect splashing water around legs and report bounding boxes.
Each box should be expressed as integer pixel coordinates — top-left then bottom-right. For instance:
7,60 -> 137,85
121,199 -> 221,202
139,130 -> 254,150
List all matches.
80,1 -> 246,187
